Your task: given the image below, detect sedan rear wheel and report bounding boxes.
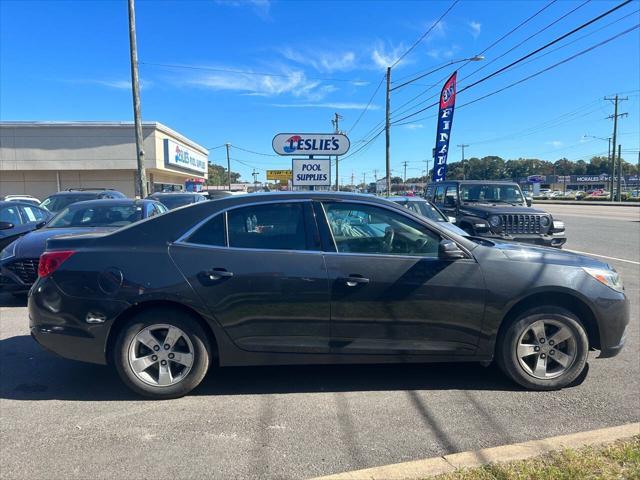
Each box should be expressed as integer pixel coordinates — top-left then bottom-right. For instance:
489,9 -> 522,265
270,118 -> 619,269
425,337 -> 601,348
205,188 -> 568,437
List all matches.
115,309 -> 211,399
498,307 -> 589,390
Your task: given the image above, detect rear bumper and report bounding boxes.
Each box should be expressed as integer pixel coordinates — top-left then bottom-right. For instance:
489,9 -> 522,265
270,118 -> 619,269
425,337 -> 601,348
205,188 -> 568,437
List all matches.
28,276 -> 128,365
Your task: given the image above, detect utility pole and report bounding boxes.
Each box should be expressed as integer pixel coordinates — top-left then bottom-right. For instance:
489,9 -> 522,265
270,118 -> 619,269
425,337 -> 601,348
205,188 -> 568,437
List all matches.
402,161 -> 408,184
425,158 -> 430,184
332,112 -> 342,191
605,95 -> 628,201
616,144 -> 622,201
252,169 -> 258,191
127,0 -> 147,198
351,171 -> 355,190
458,144 -> 469,180
385,66 -> 391,197
225,143 -> 231,191
362,172 -> 367,191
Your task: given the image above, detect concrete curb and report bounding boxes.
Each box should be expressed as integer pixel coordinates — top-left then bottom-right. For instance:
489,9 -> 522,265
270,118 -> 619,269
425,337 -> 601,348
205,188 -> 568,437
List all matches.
313,422 -> 640,480
533,200 -> 639,207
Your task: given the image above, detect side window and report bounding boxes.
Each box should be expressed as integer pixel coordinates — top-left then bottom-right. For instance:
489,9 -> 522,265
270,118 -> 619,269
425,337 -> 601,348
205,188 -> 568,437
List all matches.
444,186 -> 458,208
0,206 -> 22,225
433,185 -> 445,205
187,214 -> 226,247
19,205 -> 47,223
323,202 -> 440,257
227,202 -> 309,251
155,203 -> 168,215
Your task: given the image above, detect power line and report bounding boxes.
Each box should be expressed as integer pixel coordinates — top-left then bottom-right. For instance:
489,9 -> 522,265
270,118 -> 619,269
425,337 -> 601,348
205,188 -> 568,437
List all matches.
139,61 -> 370,85
347,73 -> 386,134
231,145 -> 280,157
390,0 -> 460,68
460,0 -> 591,82
391,3 -> 636,126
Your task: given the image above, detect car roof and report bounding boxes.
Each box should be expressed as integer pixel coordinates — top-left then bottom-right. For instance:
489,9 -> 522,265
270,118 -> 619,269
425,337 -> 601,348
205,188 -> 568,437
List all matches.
0,200 -> 46,208
387,196 -> 429,202
149,192 -> 203,197
437,180 -> 519,184
61,199 -> 152,209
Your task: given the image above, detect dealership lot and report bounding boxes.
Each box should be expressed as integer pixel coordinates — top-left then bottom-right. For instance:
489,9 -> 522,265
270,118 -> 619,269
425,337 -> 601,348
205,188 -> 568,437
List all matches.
0,204 -> 638,479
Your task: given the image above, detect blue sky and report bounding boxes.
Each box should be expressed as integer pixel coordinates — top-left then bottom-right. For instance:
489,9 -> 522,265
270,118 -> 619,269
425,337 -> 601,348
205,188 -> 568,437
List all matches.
1,0 -> 639,184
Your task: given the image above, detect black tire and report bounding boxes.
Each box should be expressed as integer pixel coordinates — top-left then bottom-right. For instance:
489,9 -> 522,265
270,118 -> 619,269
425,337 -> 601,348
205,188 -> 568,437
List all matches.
114,308 -> 211,399
496,306 -> 589,391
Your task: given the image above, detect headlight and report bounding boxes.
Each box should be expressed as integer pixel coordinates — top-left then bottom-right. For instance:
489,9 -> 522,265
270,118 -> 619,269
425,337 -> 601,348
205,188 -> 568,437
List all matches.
0,241 -> 17,261
552,220 -> 565,232
488,215 -> 501,227
583,267 -> 624,293
540,216 -> 550,227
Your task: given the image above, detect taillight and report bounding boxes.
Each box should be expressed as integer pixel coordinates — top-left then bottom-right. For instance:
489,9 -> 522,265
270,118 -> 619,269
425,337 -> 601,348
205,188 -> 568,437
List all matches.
38,250 -> 76,278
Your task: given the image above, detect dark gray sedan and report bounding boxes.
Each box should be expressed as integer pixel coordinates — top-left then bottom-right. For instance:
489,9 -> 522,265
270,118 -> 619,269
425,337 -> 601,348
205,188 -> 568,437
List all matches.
28,192 -> 628,399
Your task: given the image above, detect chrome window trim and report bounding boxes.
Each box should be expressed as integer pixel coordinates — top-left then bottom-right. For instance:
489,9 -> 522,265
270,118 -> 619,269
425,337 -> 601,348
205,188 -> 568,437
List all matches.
175,199 -> 314,252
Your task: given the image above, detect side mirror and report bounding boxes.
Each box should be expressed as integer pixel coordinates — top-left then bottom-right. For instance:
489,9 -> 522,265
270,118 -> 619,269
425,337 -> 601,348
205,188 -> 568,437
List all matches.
448,216 -> 457,224
439,239 -> 466,260
0,221 -> 14,230
526,197 -> 532,207
35,221 -> 47,229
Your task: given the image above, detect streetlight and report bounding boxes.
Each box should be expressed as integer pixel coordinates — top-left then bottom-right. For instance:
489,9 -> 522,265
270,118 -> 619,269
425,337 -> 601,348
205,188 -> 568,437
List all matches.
384,55 -> 485,196
583,134 -> 613,193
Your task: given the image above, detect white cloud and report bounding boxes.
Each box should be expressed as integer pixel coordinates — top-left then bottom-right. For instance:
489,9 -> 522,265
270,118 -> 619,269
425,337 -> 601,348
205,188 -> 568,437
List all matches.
281,48 -> 356,73
469,21 -> 481,39
215,0 -> 271,19
371,42 -> 410,69
426,45 -> 461,60
270,102 -> 381,110
185,67 -> 335,101
403,123 -> 424,130
64,79 -> 151,90
546,140 -> 564,148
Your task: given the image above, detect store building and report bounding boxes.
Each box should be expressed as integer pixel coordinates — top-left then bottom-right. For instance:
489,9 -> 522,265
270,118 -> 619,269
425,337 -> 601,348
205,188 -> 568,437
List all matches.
0,121 -> 208,198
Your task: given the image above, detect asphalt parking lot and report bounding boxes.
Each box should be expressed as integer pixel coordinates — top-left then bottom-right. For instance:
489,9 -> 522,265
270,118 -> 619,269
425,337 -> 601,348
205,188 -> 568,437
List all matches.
1,204 -> 638,479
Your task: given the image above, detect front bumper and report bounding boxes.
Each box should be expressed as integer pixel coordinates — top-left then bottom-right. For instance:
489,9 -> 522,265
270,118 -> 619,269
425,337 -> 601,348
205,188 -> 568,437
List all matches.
0,258 -> 37,293
595,290 -> 630,359
29,276 -> 128,365
484,233 -> 567,248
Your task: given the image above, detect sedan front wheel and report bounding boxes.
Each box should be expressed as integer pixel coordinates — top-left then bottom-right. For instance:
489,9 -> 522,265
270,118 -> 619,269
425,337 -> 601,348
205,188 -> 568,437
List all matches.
497,306 -> 589,390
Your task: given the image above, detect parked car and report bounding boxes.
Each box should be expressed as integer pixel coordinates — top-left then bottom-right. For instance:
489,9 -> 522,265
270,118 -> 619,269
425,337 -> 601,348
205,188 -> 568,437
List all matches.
40,188 -> 127,213
0,201 -> 52,251
147,192 -> 208,209
387,196 -> 468,236
203,190 -> 235,200
2,195 -> 41,206
28,192 -> 627,398
425,181 -> 566,248
0,199 -> 166,293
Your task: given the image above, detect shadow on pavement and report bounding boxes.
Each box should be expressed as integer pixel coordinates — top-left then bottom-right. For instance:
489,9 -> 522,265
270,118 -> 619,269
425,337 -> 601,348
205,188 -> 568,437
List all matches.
0,334 -> 532,401
0,292 -> 27,307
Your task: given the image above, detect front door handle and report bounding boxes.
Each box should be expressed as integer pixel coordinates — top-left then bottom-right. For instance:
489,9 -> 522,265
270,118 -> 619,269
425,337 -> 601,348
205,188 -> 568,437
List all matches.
344,275 -> 369,287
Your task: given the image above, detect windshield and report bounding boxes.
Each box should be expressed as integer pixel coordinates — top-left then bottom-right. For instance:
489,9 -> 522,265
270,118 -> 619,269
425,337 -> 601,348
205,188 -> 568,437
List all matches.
40,194 -> 94,212
48,204 -> 143,228
459,184 -> 525,205
399,201 -> 447,222
153,195 -> 196,209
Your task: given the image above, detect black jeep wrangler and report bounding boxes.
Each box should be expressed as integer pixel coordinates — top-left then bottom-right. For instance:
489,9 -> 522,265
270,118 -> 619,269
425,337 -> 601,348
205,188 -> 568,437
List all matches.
425,180 -> 566,248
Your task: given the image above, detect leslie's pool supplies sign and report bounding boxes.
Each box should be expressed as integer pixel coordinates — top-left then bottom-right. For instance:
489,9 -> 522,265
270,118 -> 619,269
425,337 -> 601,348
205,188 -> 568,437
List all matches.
292,158 -> 331,186
272,133 -> 350,156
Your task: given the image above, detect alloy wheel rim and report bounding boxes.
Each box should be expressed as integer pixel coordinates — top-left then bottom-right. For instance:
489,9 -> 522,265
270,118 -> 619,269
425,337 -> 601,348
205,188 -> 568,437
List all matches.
516,319 -> 577,380
128,324 -> 194,387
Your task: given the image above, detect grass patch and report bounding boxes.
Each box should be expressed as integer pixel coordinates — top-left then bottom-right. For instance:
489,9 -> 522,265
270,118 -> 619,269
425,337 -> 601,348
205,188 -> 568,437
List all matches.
433,436 -> 640,480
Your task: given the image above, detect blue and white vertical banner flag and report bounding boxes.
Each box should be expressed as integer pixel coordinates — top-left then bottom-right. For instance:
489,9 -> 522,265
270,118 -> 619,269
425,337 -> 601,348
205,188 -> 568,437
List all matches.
432,71 -> 457,183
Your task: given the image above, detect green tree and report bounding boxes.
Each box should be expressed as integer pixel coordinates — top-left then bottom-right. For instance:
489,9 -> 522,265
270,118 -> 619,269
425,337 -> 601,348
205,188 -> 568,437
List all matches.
207,164 -> 242,186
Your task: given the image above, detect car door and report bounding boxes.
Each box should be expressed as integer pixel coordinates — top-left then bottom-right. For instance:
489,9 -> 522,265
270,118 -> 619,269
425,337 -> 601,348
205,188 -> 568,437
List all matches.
319,200 -> 485,356
169,200 -> 331,353
441,185 -> 459,218
0,205 -> 29,250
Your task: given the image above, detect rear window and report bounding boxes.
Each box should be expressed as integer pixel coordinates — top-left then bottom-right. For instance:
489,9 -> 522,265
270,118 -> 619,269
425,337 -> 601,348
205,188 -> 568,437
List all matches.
152,195 -> 197,209
48,204 -> 143,228
41,194 -> 94,212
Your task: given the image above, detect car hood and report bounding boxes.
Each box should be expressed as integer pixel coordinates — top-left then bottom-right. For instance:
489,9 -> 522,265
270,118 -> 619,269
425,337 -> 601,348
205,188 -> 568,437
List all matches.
491,240 -> 607,269
459,204 -> 548,217
13,227 -> 116,258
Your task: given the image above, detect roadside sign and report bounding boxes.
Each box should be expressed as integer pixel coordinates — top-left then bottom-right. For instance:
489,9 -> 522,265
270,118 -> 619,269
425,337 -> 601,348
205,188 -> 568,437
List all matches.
292,158 -> 331,186
266,169 -> 292,181
272,133 -> 350,156
527,175 -> 545,183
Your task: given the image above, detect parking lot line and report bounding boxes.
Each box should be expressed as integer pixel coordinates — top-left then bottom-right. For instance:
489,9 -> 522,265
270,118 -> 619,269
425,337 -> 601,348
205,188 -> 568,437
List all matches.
565,249 -> 640,265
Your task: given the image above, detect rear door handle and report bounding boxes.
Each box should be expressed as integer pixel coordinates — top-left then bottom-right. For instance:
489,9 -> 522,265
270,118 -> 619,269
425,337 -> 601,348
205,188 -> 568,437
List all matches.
344,275 -> 369,287
206,268 -> 234,279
